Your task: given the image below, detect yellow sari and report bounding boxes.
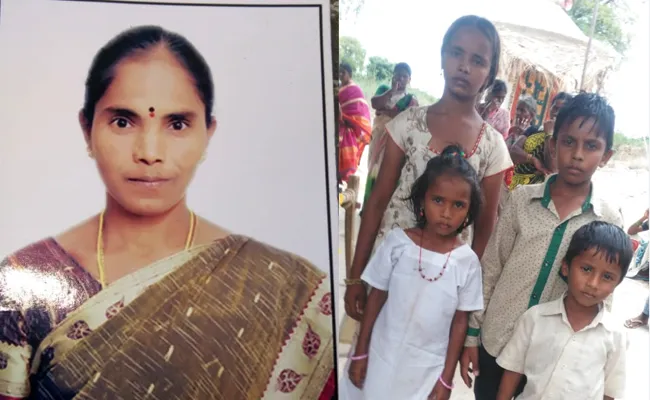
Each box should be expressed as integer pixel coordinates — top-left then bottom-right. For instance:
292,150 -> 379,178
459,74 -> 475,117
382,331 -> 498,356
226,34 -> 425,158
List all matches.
0,236 -> 334,399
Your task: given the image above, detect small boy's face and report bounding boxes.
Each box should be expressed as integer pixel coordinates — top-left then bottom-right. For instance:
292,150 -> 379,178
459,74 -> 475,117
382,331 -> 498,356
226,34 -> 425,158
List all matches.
562,249 -> 622,307
549,117 -> 613,186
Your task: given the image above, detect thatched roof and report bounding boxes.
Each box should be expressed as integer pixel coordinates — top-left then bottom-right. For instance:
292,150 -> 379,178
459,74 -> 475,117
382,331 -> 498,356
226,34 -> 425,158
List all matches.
495,21 -> 620,93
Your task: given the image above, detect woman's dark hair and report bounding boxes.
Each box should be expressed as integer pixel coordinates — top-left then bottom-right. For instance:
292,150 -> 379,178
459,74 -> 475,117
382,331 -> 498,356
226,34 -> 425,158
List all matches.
405,145 -> 482,233
491,79 -> 507,94
564,221 -> 633,282
553,92 -> 615,151
441,15 -> 501,91
340,62 -> 353,77
82,25 -> 214,130
552,91 -> 573,105
394,62 -> 412,77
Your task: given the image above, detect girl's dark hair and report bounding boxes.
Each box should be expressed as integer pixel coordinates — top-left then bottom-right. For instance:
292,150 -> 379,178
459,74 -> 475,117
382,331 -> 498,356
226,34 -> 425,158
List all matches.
405,145 -> 482,233
394,62 -> 412,77
491,79 -> 507,94
552,91 -> 573,105
564,221 -> 633,282
82,25 -> 214,130
553,92 -> 615,151
340,62 -> 353,77
441,15 -> 501,91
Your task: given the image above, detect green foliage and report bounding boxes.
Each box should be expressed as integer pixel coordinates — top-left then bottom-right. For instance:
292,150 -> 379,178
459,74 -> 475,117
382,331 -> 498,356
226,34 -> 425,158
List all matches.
613,132 -> 647,149
340,36 -> 366,76
366,56 -> 394,82
567,0 -> 631,54
339,36 -> 438,105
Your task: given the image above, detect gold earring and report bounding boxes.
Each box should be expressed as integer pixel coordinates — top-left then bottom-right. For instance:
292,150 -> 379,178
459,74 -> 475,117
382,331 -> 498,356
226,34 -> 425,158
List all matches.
200,152 -> 206,163
87,148 -> 94,159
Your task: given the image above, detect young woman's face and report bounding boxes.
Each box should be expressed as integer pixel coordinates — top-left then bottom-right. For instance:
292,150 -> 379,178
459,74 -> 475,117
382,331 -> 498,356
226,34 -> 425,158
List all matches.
83,47 -> 216,216
442,26 -> 492,101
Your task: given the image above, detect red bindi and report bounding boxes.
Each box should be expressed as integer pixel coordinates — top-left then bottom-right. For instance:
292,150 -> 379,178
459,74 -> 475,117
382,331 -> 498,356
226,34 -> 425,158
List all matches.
148,107 -> 155,118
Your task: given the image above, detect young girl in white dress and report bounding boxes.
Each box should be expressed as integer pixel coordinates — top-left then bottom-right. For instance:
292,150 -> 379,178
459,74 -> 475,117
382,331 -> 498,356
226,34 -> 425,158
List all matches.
341,145 -> 484,400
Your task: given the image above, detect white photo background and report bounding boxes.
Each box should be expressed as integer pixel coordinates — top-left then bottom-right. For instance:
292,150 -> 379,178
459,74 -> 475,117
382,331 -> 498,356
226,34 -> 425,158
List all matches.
0,0 -> 336,272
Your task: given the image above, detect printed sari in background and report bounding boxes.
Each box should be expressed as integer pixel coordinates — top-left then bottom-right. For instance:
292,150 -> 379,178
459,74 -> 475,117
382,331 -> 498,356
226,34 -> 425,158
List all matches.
509,131 -> 550,190
363,84 -> 416,206
482,107 -> 511,138
0,235 -> 334,400
338,82 -> 372,182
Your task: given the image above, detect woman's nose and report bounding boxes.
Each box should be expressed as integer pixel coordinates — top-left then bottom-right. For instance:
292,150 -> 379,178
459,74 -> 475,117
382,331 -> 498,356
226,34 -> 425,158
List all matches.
133,130 -> 164,165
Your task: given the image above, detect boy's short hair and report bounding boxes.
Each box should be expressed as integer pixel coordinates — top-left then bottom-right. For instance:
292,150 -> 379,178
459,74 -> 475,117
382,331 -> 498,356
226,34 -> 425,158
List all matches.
564,221 -> 634,280
553,92 -> 615,151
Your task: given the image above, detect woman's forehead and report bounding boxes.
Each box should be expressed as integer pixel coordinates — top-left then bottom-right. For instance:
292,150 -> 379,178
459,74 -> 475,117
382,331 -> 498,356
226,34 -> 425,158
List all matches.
98,50 -> 203,113
449,26 -> 491,58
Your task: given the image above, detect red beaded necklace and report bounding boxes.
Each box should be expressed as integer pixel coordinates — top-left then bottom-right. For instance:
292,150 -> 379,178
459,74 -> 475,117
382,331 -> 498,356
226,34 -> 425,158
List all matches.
417,228 -> 455,282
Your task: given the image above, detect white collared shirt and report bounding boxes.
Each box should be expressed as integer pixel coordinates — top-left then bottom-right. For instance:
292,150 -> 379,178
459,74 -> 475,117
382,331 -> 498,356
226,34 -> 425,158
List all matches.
465,175 -> 624,355
496,295 -> 627,400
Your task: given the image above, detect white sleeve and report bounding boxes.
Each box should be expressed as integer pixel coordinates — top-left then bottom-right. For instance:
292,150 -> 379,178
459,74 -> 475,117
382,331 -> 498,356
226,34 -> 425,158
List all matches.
385,108 -> 411,152
361,229 -> 401,291
496,309 -> 535,374
457,254 -> 484,311
604,330 -> 628,399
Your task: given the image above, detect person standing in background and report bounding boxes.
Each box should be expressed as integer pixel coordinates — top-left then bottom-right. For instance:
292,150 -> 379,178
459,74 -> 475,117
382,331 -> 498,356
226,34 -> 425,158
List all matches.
477,79 -> 510,138
362,62 -> 419,206
339,62 -> 372,183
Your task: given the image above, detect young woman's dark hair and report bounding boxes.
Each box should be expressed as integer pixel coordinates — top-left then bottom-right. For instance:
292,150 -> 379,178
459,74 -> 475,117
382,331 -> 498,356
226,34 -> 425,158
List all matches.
82,25 -> 214,130
553,92 -> 616,151
394,62 -> 412,77
340,62 -> 353,77
491,79 -> 507,94
552,91 -> 573,105
441,15 -> 501,91
405,144 -> 482,234
564,221 -> 634,281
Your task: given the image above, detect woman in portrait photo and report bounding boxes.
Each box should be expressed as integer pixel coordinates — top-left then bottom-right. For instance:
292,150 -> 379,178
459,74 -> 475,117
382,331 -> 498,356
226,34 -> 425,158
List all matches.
0,25 -> 334,400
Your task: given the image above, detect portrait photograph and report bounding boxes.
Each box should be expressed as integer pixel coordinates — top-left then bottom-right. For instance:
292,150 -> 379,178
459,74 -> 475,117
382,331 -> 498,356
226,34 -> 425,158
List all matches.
0,0 -> 337,399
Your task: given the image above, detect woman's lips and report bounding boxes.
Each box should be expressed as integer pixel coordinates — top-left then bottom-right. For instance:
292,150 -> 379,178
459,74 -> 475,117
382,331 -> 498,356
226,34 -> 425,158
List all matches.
127,177 -> 171,188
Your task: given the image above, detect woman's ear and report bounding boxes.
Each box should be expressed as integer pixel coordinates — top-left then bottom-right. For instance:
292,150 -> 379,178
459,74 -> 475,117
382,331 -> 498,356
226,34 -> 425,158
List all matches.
207,117 -> 217,140
78,109 -> 92,148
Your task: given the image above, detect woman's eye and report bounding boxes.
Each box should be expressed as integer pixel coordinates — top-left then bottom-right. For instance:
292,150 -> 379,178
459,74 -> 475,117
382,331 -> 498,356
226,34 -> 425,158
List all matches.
170,120 -> 189,131
454,201 -> 465,208
433,197 -> 442,203
111,117 -> 132,129
580,265 -> 592,272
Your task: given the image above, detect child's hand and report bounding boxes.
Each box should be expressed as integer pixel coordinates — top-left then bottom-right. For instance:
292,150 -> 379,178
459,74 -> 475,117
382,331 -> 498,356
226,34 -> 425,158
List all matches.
460,346 -> 480,387
427,380 -> 451,400
348,358 -> 368,389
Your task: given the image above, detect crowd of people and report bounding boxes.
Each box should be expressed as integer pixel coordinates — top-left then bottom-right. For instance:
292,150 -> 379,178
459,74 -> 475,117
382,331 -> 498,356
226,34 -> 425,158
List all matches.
337,13 -> 646,400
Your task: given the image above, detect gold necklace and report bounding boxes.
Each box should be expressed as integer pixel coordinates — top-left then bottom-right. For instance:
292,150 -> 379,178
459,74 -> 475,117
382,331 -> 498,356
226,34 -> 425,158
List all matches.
96,209 -> 196,288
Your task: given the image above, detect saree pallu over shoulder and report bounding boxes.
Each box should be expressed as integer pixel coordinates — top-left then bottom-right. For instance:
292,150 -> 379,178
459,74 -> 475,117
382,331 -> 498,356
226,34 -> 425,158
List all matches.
32,235 -> 334,400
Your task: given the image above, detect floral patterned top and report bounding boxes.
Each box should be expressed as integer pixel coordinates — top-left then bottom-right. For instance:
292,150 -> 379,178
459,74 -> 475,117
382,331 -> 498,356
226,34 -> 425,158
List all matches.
376,106 -> 513,249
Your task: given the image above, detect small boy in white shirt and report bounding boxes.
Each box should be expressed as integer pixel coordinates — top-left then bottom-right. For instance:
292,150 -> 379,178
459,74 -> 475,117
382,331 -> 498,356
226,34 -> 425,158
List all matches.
496,221 -> 633,400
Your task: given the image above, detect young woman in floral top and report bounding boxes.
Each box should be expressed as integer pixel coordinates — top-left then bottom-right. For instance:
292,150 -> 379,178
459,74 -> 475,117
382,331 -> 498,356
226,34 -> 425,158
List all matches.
343,15 -> 513,324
